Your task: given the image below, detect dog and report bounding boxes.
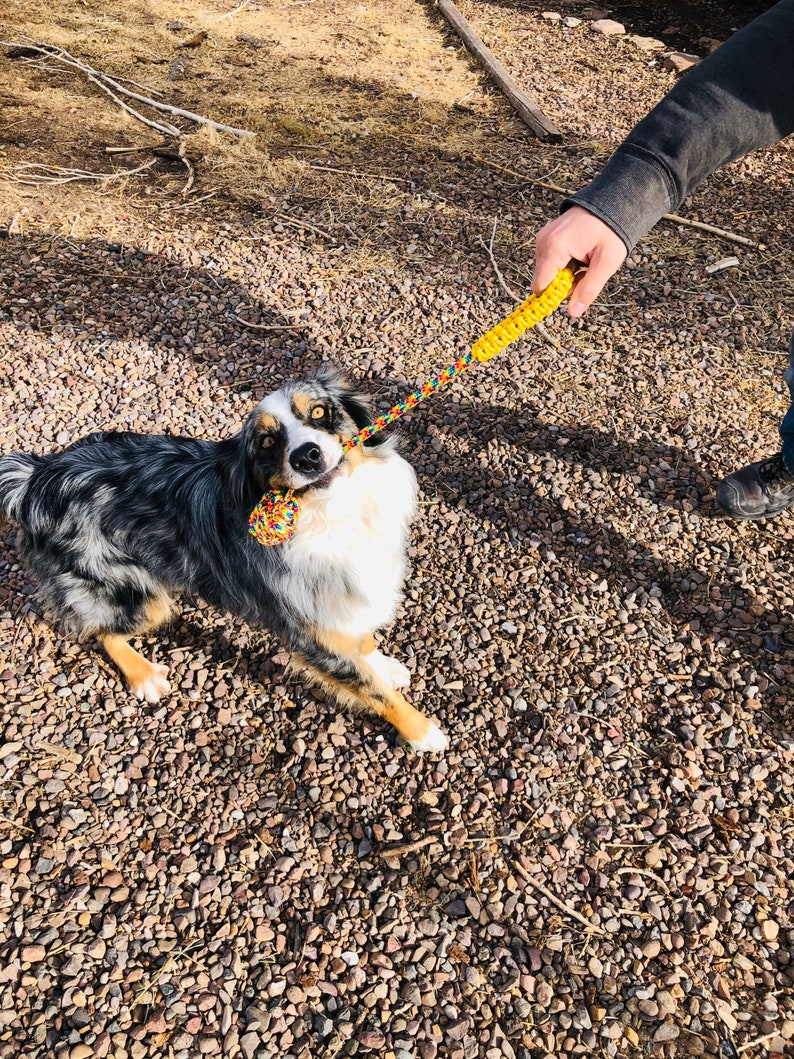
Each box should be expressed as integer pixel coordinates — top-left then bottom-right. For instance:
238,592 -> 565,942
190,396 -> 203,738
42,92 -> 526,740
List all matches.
0,367 -> 447,752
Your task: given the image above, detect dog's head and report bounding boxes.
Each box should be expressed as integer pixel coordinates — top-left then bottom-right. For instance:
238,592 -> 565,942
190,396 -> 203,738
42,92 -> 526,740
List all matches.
224,367 -> 387,507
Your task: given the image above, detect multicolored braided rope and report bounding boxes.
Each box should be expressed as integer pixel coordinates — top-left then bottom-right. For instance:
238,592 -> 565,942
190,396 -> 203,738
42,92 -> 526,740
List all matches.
248,265 -> 576,546
341,349 -> 476,452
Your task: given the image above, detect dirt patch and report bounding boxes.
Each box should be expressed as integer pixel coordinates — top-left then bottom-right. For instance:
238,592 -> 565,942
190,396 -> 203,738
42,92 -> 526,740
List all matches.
0,0 -> 496,236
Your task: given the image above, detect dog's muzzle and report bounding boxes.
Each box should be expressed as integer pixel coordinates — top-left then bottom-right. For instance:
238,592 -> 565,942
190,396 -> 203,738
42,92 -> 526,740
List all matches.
289,442 -> 343,490
290,442 -> 324,476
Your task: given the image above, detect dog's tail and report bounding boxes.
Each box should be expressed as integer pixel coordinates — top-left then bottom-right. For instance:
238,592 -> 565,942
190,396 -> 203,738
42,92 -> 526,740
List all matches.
0,453 -> 37,519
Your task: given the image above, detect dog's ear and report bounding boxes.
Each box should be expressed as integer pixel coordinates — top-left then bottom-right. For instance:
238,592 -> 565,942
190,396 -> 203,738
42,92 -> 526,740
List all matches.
319,368 -> 392,448
341,388 -> 394,448
217,427 -> 261,510
340,389 -> 373,431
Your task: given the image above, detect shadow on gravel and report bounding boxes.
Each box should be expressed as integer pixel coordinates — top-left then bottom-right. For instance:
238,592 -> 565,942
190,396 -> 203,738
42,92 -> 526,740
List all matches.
479,0 -> 771,52
419,405 -> 794,738
0,232 -> 319,378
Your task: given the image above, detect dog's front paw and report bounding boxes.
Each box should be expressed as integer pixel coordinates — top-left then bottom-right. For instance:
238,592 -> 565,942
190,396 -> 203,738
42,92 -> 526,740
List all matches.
408,721 -> 448,754
367,650 -> 411,689
131,663 -> 171,703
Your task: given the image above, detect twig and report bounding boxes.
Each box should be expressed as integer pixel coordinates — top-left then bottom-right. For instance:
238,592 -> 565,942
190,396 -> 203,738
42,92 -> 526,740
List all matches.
469,851 -> 480,891
474,157 -> 758,249
105,144 -> 163,155
165,191 -> 218,211
231,314 -> 300,331
3,40 -> 256,138
613,865 -> 671,895
131,940 -> 203,1006
3,159 -> 157,186
378,835 -> 440,859
178,139 -> 195,196
309,163 -> 412,184
217,0 -> 253,17
480,218 -> 520,301
0,816 -> 36,833
738,1031 -> 785,1054
663,212 -> 756,248
512,858 -> 606,935
533,321 -> 560,348
275,212 -> 334,240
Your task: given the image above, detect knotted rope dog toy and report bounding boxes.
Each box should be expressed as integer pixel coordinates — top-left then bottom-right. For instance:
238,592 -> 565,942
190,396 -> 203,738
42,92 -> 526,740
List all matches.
248,265 -> 576,546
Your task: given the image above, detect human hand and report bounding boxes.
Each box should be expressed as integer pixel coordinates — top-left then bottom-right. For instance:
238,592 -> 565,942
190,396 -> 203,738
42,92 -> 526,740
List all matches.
531,206 -> 628,318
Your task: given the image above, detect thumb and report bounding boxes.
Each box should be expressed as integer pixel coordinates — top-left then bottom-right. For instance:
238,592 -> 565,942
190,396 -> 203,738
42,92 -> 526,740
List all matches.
567,243 -> 627,318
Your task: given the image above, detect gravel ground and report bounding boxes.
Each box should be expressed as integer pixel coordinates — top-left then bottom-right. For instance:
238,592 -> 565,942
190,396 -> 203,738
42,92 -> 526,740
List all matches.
2,2 -> 794,1059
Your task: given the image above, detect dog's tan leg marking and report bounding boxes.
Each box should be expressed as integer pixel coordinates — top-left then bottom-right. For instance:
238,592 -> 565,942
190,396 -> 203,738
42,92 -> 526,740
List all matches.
371,688 -> 447,751
304,629 -> 447,752
316,629 -> 408,687
97,595 -> 173,703
97,634 -> 171,703
139,594 -> 174,632
357,632 -> 411,689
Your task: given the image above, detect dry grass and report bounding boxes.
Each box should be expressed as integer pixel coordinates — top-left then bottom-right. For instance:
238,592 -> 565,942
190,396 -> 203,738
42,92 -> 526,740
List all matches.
0,0 -> 497,236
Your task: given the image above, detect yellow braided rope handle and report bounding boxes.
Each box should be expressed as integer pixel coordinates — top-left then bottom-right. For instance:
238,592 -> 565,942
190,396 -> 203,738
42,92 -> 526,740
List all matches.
471,265 -> 576,363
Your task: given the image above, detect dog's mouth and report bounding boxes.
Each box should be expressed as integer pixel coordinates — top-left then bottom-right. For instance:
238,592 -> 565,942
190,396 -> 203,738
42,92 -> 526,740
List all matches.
298,461 -> 342,493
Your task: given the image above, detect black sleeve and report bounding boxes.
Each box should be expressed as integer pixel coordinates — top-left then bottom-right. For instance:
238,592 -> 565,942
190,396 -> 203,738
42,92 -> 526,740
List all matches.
567,0 -> 794,252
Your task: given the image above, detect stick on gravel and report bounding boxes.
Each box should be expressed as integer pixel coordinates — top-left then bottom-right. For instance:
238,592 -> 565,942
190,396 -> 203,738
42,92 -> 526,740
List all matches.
436,0 -> 562,142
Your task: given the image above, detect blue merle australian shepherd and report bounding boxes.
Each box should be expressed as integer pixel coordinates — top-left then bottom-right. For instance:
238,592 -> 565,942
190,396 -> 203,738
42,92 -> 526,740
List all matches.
0,368 -> 447,751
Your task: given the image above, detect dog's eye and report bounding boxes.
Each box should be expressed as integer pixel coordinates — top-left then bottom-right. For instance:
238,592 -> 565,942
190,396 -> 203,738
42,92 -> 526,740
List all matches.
260,434 -> 276,449
310,405 -> 326,421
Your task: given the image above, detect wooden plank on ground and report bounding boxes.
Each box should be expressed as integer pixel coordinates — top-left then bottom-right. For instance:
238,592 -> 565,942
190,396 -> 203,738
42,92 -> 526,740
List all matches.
436,0 -> 562,142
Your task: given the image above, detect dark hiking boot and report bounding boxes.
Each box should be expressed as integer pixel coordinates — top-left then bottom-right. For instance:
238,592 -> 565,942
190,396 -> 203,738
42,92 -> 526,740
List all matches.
716,453 -> 794,520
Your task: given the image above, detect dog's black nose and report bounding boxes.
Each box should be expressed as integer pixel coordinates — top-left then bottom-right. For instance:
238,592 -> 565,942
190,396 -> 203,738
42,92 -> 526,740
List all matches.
290,443 -> 324,475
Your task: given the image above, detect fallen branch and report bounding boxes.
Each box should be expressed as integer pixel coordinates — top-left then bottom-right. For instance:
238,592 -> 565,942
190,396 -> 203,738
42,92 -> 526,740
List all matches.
3,39 -> 256,139
2,159 -> 157,186
475,157 -> 758,249
436,0 -> 561,142
512,858 -> 606,935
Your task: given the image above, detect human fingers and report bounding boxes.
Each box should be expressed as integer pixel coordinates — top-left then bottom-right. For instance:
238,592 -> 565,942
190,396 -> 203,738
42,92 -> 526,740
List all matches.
566,238 -> 627,318
530,207 -> 627,315
530,216 -> 578,295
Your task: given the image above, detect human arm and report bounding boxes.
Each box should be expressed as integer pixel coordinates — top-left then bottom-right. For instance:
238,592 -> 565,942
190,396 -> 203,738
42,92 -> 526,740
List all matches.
531,0 -> 794,315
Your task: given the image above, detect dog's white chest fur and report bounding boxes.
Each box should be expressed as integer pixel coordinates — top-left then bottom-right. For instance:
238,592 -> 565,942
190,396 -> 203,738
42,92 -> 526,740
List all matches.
285,451 -> 417,636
